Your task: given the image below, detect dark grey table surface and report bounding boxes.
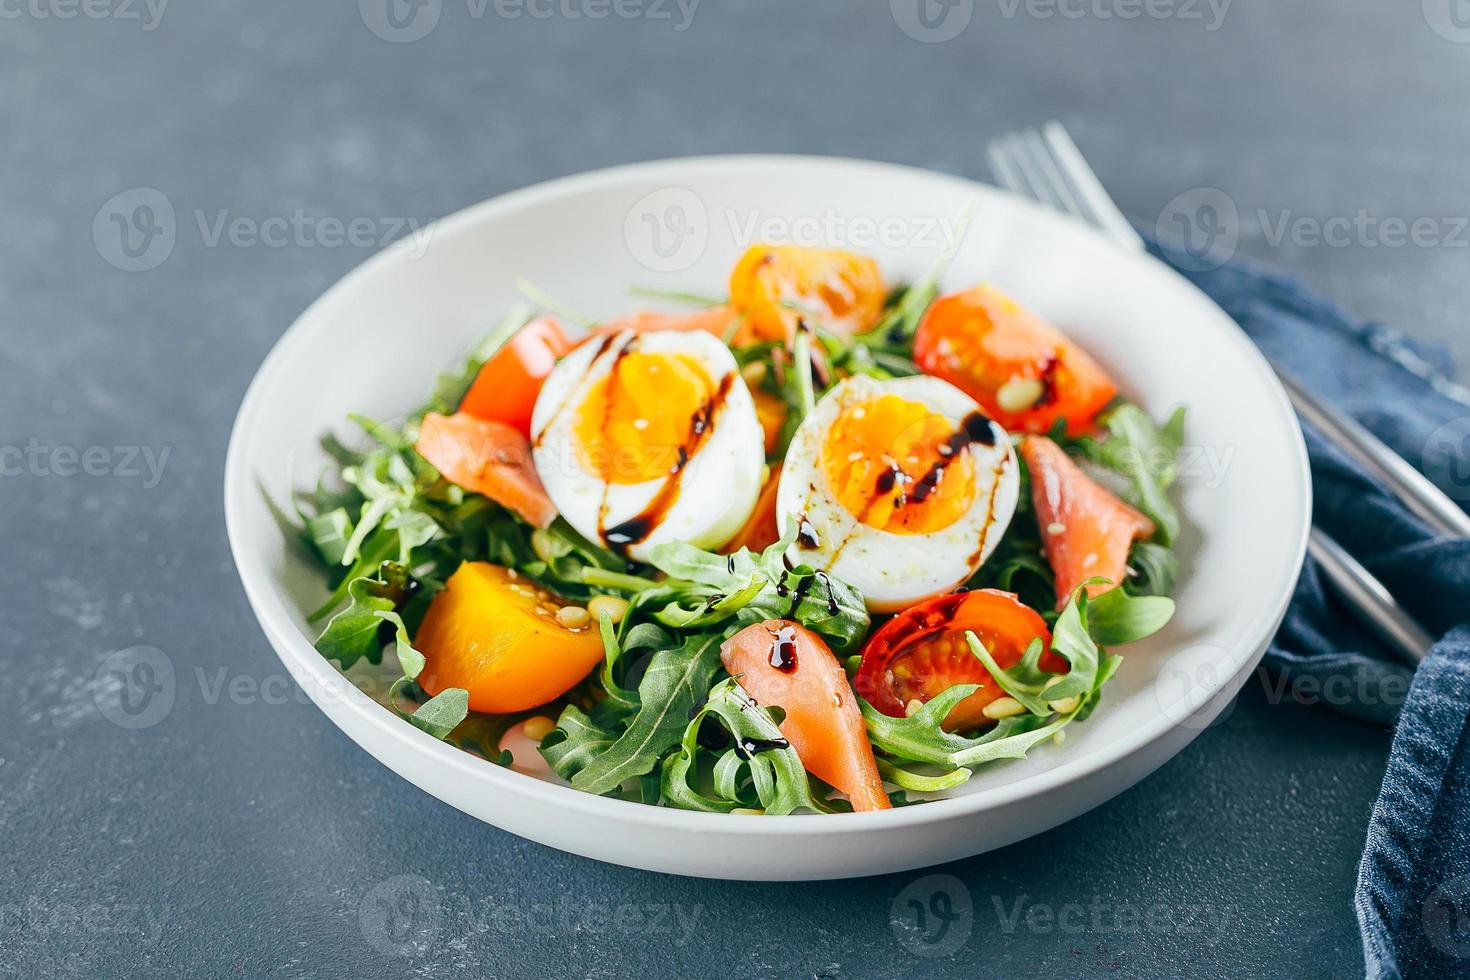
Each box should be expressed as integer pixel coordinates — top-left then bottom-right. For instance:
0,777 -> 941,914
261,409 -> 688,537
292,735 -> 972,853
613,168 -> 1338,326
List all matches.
6,1 -> 1467,977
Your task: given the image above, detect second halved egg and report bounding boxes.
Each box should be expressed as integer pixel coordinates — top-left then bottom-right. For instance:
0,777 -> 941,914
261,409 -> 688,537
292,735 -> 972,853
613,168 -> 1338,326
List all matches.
776,374 -> 1019,612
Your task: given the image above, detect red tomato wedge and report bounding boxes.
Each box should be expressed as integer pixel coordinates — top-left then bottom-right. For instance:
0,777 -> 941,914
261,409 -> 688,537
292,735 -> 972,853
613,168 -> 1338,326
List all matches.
721,620 -> 891,812
1020,435 -> 1155,610
416,411 -> 558,528
913,284 -> 1118,436
460,316 -> 575,439
592,306 -> 742,340
854,590 -> 1067,733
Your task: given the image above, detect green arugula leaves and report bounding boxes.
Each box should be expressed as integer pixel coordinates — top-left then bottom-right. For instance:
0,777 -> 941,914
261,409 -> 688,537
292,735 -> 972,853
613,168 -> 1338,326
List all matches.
860,585 -> 1172,785
661,678 -> 830,815
547,632 -> 726,796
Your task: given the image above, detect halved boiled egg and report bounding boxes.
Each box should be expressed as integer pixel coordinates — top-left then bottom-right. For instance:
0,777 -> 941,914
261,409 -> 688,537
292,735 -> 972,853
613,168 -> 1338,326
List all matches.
776,374 -> 1019,612
530,328 -> 765,562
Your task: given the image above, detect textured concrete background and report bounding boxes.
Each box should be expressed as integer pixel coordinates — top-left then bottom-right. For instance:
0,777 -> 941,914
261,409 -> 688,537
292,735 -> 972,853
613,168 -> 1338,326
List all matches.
4,1 -> 1468,976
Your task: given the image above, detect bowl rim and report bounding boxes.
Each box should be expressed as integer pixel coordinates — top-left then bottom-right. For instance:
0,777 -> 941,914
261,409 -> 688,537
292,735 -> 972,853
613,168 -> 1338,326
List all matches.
224,153 -> 1312,836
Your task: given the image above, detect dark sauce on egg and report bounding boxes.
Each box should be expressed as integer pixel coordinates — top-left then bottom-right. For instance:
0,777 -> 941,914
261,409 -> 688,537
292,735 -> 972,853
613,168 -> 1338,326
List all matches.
795,514 -> 821,550
896,411 -> 998,508
600,371 -> 738,555
830,411 -> 1002,566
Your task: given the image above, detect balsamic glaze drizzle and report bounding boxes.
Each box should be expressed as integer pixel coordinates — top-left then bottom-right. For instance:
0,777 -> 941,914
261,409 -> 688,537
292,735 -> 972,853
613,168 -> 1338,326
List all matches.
878,411 -> 997,511
599,371 -> 738,555
795,514 -> 822,550
735,735 -> 790,759
768,625 -> 799,672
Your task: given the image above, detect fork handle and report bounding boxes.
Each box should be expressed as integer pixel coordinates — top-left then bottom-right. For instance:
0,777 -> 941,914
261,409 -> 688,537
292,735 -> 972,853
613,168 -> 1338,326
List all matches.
1276,368 -> 1470,539
1308,529 -> 1433,663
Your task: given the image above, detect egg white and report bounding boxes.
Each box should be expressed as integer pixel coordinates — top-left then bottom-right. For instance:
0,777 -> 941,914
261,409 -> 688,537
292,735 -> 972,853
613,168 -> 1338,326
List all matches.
530,328 -> 765,562
776,374 -> 1019,612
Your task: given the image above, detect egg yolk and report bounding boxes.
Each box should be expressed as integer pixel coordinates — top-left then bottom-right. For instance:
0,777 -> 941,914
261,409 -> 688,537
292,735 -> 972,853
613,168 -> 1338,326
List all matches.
574,351 -> 716,484
820,394 -> 976,535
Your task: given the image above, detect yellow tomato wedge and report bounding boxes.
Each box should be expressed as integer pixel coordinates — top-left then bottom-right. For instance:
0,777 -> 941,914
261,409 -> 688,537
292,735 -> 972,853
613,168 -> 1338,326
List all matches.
728,244 -> 885,344
415,562 -> 604,713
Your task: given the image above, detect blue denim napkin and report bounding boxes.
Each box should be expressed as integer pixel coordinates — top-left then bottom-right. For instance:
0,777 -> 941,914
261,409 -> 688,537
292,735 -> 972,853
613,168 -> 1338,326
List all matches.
1149,238 -> 1470,978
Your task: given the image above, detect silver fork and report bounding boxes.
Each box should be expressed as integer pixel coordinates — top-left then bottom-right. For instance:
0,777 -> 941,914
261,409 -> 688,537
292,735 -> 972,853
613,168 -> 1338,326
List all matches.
987,121 -> 1439,664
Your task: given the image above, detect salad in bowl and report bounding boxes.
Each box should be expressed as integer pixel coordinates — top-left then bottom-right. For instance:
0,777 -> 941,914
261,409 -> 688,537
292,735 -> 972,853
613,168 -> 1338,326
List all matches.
287,241 -> 1185,815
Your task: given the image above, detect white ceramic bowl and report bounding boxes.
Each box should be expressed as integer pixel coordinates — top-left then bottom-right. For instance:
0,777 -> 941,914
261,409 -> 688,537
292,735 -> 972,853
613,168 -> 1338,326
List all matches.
224,156 -> 1310,880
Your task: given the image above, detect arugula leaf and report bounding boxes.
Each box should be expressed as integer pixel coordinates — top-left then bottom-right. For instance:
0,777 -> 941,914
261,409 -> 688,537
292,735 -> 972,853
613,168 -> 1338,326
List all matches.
644,539 -> 870,651
594,609 -> 641,717
861,686 -> 1051,767
1125,540 -> 1178,597
1086,587 -> 1176,647
540,704 -> 621,782
408,688 -> 469,739
661,678 -> 828,815
875,758 -> 972,794
966,634 -> 1057,716
385,509 -> 442,564
304,508 -> 353,566
650,576 -> 767,630
314,575 -> 396,668
861,583 -> 1170,772
374,609 -> 425,679
1092,404 -> 1187,546
566,633 -> 726,796
627,285 -> 727,307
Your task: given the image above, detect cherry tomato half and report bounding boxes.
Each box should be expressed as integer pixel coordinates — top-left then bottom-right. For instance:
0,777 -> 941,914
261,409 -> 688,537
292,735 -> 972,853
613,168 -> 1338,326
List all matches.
853,589 -> 1067,732
913,285 -> 1118,436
